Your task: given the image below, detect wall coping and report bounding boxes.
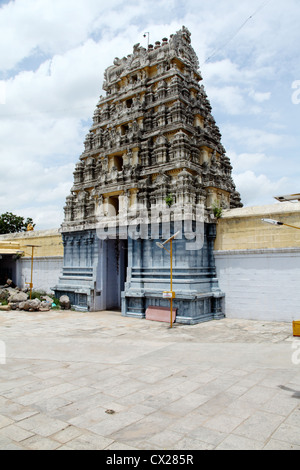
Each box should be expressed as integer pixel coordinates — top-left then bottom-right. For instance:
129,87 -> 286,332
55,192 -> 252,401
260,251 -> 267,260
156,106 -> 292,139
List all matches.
214,247 -> 300,257
20,256 -> 63,261
0,228 -> 61,241
221,202 -> 300,220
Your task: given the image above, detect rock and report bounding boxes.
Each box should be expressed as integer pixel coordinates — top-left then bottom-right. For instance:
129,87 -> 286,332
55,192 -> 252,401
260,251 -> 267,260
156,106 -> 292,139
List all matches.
7,287 -> 18,296
59,295 -> 71,310
21,299 -> 41,311
0,289 -> 9,301
0,304 -> 11,311
41,295 -> 54,304
40,295 -> 53,310
39,301 -> 51,311
28,299 -> 41,311
4,279 -> 16,288
8,291 -> 28,303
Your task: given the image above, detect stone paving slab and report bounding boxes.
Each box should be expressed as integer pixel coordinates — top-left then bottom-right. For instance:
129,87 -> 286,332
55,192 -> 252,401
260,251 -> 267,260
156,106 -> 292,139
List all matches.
0,310 -> 299,450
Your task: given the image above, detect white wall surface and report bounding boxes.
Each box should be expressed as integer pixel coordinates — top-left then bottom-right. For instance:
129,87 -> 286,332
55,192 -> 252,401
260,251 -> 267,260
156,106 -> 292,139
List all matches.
17,257 -> 63,294
215,248 -> 300,323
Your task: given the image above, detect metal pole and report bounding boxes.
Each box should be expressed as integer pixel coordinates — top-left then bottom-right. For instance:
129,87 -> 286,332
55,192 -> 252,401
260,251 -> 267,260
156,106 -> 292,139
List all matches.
262,219 -> 300,230
30,246 -> 34,299
282,223 -> 300,230
170,239 -> 173,328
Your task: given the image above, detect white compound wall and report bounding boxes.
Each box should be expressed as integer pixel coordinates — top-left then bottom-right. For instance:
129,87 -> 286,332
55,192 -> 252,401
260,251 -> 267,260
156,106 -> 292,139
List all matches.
215,247 -> 300,323
16,256 -> 63,294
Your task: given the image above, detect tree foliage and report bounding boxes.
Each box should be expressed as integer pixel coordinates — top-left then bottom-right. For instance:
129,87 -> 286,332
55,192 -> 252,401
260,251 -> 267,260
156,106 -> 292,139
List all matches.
0,212 -> 35,234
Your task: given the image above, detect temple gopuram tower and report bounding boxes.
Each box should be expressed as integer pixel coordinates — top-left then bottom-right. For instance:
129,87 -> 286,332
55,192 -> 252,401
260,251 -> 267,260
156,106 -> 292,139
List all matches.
54,26 -> 242,323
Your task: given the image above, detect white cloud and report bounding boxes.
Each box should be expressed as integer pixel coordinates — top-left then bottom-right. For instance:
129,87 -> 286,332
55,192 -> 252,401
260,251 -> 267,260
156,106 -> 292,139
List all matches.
0,161 -> 74,211
233,170 -> 289,207
249,89 -> 271,103
18,204 -> 65,230
0,0 -> 299,229
4,39 -> 105,120
202,58 -> 259,86
0,80 -> 5,104
228,151 -> 272,173
0,0 -> 121,71
205,85 -> 246,115
222,125 -> 284,152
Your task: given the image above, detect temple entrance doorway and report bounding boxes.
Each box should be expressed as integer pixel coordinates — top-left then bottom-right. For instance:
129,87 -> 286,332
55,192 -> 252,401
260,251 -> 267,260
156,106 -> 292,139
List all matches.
105,239 -> 128,310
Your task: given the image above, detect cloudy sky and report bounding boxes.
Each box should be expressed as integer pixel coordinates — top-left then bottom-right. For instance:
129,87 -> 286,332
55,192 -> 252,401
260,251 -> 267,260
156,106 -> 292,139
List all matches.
0,0 -> 299,230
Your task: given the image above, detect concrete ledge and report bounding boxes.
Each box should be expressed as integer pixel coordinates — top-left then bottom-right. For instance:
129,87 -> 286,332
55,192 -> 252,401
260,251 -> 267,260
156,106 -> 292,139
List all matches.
221,201 -> 300,219
214,247 -> 300,257
0,228 -> 60,240
176,313 -> 222,324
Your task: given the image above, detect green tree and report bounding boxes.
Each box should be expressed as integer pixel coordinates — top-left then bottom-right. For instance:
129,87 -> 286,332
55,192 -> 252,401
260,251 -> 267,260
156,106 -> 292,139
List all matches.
0,212 -> 35,234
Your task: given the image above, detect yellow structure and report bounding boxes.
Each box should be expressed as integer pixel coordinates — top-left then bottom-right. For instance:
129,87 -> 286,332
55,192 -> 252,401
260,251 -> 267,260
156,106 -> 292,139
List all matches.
0,229 -> 63,291
0,229 -> 63,258
0,241 -> 23,256
215,202 -> 300,251
293,321 -> 300,337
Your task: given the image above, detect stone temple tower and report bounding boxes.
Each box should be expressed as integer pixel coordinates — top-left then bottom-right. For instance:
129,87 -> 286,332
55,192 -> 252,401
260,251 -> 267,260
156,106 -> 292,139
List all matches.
54,26 -> 242,323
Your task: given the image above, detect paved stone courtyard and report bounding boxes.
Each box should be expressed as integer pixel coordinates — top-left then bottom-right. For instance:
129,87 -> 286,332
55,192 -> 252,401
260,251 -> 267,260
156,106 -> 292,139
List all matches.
0,309 -> 300,450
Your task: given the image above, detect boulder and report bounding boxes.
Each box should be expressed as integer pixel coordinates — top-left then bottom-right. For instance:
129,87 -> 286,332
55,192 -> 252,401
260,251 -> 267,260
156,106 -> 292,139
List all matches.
7,287 -> 19,296
21,299 -> 41,311
59,295 -> 71,310
8,291 -> 28,303
0,289 -> 9,301
29,299 -> 41,311
39,301 -> 51,311
41,295 -> 54,304
0,304 -> 11,311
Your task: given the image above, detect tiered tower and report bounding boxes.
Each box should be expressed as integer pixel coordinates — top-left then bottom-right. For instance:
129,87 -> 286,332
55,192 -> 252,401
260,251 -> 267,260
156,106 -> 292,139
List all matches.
54,26 -> 242,322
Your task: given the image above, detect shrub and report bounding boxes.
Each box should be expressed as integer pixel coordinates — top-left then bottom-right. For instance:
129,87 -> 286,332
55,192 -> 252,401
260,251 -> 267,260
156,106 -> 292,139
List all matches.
30,290 -> 47,301
165,194 -> 174,207
212,201 -> 223,219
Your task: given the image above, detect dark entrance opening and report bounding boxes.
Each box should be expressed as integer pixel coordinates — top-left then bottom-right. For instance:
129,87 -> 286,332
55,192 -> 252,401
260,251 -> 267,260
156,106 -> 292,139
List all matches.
0,255 -> 16,286
105,239 -> 128,310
